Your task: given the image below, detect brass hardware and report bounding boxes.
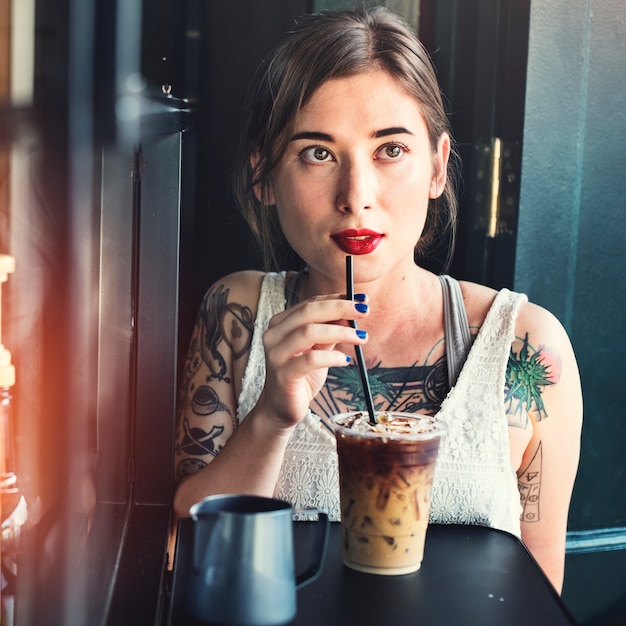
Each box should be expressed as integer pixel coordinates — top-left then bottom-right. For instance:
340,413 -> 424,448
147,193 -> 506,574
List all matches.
473,138 -> 520,239
487,138 -> 502,238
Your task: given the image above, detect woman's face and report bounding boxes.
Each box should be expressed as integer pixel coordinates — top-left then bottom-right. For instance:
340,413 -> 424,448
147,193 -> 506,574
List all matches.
266,69 -> 450,286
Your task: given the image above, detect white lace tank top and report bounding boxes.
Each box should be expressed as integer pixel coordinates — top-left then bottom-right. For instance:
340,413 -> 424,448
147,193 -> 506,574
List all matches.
237,272 -> 526,537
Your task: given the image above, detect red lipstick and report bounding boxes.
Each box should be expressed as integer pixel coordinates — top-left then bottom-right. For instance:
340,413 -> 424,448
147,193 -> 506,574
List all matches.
331,229 -> 383,255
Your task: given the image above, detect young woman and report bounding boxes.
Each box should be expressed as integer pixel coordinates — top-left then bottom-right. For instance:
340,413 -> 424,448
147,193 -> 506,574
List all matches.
173,7 -> 582,593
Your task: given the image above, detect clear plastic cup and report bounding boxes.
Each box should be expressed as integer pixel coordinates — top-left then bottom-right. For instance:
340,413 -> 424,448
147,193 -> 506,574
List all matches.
333,411 -> 447,575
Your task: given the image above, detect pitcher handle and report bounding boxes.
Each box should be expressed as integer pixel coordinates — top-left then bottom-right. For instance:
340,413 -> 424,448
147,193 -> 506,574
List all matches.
295,510 -> 329,589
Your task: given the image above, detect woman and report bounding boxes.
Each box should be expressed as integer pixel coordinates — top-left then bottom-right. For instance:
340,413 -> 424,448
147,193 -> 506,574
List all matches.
173,7 -> 582,593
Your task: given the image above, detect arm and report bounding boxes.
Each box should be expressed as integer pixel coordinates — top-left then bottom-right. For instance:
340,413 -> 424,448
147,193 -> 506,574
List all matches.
508,302 -> 583,593
173,273 -> 259,515
173,272 -> 369,518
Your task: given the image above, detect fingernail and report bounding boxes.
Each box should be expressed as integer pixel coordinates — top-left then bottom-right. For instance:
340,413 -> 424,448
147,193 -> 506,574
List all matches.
345,354 -> 352,363
356,329 -> 367,339
355,303 -> 368,313
354,293 -> 367,302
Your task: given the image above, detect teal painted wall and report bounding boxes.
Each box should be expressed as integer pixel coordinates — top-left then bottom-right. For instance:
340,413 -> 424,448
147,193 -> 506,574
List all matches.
516,1 -> 626,622
516,0 -> 626,530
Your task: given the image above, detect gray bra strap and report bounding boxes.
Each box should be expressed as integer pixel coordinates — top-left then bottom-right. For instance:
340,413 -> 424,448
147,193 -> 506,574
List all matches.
438,274 -> 473,388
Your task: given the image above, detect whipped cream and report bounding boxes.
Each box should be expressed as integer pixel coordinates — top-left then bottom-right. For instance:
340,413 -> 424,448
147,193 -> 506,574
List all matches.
334,412 -> 442,436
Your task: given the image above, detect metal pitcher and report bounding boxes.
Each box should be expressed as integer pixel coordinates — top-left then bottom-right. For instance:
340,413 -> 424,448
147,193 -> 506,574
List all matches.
185,494 -> 329,625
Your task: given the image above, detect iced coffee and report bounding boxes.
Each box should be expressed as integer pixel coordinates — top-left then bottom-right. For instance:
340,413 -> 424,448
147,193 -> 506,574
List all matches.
333,411 -> 446,575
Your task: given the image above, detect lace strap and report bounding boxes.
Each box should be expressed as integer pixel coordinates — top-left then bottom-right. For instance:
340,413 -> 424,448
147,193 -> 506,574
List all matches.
439,275 -> 472,388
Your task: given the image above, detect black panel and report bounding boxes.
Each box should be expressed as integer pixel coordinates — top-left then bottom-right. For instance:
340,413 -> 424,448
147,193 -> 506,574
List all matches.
419,0 -> 530,287
134,130 -> 184,506
189,0 -> 311,313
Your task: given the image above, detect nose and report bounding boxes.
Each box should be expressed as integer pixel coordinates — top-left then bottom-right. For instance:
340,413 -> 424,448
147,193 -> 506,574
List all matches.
335,157 -> 375,214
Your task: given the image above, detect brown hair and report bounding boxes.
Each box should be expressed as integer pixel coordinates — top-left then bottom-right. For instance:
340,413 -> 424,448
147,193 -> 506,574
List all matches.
233,5 -> 459,271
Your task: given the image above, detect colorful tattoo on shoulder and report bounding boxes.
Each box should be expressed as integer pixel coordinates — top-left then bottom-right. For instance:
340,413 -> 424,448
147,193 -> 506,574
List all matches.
518,441 -> 542,523
199,283 -> 254,383
505,333 -> 557,428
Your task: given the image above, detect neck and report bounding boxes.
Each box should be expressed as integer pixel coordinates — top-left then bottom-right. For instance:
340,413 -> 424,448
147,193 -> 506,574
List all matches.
299,263 -> 440,329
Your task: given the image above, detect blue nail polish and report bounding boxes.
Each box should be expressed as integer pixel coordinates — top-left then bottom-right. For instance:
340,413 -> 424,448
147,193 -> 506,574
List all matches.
354,293 -> 367,302
356,329 -> 367,339
355,302 -> 368,313
345,354 -> 352,363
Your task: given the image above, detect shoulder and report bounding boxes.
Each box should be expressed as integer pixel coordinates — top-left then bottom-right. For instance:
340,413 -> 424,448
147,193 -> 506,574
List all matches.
514,299 -> 568,345
495,294 -> 581,433
191,271 -> 270,388
199,270 -> 267,317
457,280 -> 559,336
205,270 -> 267,302
456,279 -> 498,329
512,299 -> 580,401
458,278 -> 574,364
457,281 -> 578,387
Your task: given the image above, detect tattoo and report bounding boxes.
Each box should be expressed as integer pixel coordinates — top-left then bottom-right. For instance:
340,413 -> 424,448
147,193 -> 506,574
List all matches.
505,333 -> 555,428
518,441 -> 542,523
176,417 -> 225,459
175,383 -> 235,479
199,284 -> 254,383
174,284 -> 253,483
191,385 -> 231,417
177,457 -> 208,479
312,356 -> 448,418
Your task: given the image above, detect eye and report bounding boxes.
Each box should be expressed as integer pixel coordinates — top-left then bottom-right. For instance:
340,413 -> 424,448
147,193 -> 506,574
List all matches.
299,146 -> 334,163
376,143 -> 407,160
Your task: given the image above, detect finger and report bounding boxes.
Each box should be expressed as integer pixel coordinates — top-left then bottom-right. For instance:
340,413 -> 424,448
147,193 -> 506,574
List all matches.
267,297 -> 370,336
271,347 -> 354,381
269,293 -> 345,328
264,322 -> 367,364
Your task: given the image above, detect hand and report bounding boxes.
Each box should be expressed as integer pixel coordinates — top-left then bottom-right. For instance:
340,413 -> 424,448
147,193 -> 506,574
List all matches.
259,294 -> 369,430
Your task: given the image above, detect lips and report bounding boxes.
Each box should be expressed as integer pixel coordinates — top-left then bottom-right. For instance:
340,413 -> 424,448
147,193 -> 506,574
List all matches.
330,229 -> 383,255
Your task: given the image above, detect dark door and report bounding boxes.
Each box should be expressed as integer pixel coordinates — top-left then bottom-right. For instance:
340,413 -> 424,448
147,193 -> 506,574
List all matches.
419,0 -> 530,288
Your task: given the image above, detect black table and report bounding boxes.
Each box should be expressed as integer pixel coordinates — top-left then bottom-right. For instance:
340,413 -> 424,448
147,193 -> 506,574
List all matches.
166,519 -> 577,626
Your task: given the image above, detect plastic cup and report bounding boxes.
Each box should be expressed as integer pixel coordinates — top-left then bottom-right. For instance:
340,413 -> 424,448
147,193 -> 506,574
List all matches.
333,411 -> 447,575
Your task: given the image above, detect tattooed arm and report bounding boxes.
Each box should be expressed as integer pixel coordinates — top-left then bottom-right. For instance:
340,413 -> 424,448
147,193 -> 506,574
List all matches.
173,271 -> 369,517
507,302 -> 582,593
173,272 -> 262,516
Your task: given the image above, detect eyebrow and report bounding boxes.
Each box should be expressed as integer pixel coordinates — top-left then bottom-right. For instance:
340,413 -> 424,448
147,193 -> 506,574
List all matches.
375,126 -> 413,138
290,127 -> 414,142
290,131 -> 333,142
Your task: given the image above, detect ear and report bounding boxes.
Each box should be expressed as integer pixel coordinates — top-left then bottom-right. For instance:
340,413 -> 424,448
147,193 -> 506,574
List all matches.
429,133 -> 451,199
250,152 -> 275,205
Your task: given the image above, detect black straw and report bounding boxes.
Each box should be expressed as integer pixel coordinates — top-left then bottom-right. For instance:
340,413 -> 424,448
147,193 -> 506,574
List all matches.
346,256 -> 377,425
